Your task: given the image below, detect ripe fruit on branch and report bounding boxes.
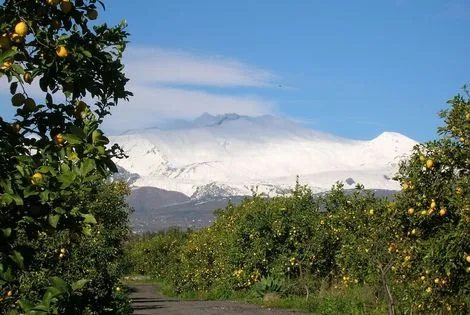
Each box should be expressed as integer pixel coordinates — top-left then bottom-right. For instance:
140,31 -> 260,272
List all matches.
23,72 -> 33,84
56,45 -> 68,58
14,21 -> 28,36
31,172 -> 44,185
426,159 -> 434,169
54,133 -> 65,145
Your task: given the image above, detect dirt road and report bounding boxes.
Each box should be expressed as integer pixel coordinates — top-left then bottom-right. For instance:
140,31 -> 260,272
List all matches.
130,284 -> 305,315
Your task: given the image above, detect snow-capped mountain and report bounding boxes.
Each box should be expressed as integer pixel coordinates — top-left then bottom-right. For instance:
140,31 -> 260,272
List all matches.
110,113 -> 418,199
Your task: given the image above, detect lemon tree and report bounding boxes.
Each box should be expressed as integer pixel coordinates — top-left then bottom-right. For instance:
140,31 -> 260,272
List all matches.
393,88 -> 470,313
0,0 -> 131,313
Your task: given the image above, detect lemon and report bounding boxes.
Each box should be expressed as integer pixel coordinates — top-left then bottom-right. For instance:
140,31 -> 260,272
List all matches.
14,21 -> 28,36
56,45 -> 69,58
31,172 -> 44,185
426,159 -> 434,169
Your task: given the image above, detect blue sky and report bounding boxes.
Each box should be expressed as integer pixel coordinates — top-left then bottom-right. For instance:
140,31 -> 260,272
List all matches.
2,0 -> 469,141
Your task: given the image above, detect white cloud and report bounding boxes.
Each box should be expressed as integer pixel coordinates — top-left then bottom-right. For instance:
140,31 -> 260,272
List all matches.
102,46 -> 279,134
102,85 -> 277,133
0,46 -> 280,134
124,46 -> 278,87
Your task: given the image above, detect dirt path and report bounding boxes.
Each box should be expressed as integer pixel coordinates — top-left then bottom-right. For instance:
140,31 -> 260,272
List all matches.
130,284 -> 306,315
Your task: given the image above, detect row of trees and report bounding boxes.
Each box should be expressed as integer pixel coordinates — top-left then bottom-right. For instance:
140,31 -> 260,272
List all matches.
126,90 -> 469,314
1,0 -> 133,313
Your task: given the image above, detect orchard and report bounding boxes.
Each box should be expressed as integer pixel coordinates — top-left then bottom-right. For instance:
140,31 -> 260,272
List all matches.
125,91 -> 470,314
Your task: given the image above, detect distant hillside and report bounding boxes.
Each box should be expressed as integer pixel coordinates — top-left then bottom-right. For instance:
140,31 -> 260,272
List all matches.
127,186 -> 398,233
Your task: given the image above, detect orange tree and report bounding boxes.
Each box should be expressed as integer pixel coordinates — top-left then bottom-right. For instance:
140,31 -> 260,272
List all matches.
0,0 -> 131,313
393,88 -> 470,313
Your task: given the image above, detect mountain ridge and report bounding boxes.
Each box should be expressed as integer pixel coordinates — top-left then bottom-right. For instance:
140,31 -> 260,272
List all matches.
111,113 -> 418,199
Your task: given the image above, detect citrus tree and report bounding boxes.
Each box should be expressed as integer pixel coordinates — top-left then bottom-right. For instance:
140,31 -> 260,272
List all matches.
393,88 -> 470,313
0,0 -> 131,313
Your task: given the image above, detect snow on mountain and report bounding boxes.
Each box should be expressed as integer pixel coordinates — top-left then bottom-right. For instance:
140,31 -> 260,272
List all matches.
110,113 -> 418,198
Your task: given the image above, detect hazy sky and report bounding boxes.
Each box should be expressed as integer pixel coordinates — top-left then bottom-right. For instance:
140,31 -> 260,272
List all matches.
1,0 -> 469,141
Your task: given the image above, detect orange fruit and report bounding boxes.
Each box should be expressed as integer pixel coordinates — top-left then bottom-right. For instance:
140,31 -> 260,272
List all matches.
56,45 -> 68,58
54,133 -> 65,145
23,71 -> 33,84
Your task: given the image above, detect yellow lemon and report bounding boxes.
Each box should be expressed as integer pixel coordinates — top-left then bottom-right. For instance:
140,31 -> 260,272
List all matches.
14,21 -> 28,36
426,159 -> 434,169
31,172 -> 44,185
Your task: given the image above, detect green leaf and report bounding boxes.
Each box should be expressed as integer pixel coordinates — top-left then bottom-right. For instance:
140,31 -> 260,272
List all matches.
39,77 -> 48,92
92,129 -> 103,144
39,190 -> 50,202
10,82 -> 18,94
2,228 -> 12,238
57,172 -> 76,189
82,225 -> 92,237
16,164 -> 26,177
48,214 -> 60,228
24,186 -> 39,198
0,194 -> 13,206
82,213 -> 97,224
9,250 -> 24,268
18,299 -> 34,312
69,126 -> 86,138
81,49 -> 92,58
0,49 -> 17,63
63,134 -> 82,145
50,277 -> 71,294
12,194 -> 24,206
37,166 -> 54,174
71,279 -> 89,291
80,158 -> 95,177
11,64 -> 24,75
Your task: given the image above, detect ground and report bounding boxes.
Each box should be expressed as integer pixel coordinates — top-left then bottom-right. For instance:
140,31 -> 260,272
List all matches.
130,284 -> 305,315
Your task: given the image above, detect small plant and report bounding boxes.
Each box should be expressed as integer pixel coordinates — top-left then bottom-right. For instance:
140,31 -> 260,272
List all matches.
253,276 -> 287,298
